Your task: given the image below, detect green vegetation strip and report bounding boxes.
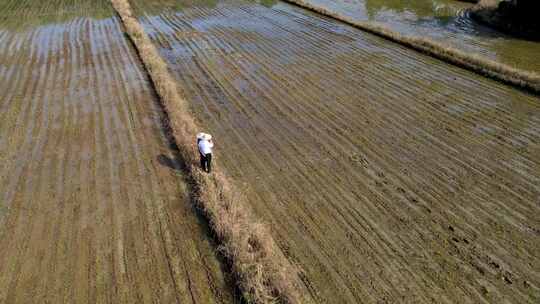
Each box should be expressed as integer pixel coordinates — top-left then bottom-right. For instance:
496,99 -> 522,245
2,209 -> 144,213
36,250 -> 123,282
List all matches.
0,0 -> 113,30
109,0 -> 302,303
284,0 -> 540,94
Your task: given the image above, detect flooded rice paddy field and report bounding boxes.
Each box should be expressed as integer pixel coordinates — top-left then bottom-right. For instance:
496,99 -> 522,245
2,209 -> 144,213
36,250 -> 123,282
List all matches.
132,0 -> 540,303
300,0 -> 540,73
0,0 -> 235,303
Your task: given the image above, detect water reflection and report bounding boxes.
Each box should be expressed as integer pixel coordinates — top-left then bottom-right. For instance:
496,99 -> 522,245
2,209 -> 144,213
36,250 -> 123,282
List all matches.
257,0 -> 278,8
304,0 -> 540,72
365,0 -> 442,19
131,0 -> 218,16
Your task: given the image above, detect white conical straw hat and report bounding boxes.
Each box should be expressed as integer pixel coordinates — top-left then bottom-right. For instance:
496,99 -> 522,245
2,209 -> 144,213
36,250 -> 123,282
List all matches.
197,132 -> 212,140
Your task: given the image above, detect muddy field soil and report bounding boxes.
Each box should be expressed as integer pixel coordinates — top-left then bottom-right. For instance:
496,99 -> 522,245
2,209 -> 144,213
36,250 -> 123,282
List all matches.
299,0 -> 540,73
132,0 -> 540,303
0,0 -> 235,303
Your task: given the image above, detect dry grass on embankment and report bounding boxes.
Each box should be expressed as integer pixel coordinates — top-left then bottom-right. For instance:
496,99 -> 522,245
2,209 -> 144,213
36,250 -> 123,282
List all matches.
109,0 -> 301,303
284,0 -> 540,94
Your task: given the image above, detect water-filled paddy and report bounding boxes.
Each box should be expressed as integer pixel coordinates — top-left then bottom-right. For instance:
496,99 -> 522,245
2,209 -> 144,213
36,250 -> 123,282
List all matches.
131,0 -> 540,302
300,0 -> 540,73
0,1 -> 235,302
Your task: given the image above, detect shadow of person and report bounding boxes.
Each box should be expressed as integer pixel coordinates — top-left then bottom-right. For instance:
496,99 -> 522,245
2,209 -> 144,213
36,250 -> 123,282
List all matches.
157,154 -> 182,171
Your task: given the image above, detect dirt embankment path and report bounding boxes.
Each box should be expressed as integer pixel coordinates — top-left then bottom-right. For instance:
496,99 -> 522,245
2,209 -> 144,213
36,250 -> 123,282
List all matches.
132,0 -> 540,303
0,0 -> 235,303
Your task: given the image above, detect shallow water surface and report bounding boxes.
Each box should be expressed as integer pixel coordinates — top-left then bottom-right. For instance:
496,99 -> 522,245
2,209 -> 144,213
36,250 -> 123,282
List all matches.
131,0 -> 540,303
0,1 -> 235,302
302,0 -> 540,72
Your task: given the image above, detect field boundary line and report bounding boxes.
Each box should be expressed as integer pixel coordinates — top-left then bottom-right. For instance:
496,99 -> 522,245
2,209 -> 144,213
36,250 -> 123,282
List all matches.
283,0 -> 540,95
108,0 -> 303,303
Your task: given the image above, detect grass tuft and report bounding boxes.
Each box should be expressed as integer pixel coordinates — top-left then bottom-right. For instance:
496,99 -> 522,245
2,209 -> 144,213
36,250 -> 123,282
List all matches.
109,0 -> 302,303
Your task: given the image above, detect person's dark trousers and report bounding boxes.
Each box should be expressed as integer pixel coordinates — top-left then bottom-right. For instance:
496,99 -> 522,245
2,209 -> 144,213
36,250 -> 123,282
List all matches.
205,153 -> 212,173
200,153 -> 212,173
200,153 -> 206,171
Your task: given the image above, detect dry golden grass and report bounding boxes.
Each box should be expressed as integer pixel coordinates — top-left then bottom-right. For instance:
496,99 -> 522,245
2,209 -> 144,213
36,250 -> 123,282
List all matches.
109,0 -> 302,303
284,0 -> 540,94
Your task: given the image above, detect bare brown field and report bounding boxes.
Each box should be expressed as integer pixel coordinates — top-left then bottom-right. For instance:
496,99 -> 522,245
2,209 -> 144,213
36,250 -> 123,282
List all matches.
109,0 -> 303,302
296,0 -> 540,74
131,0 -> 540,303
283,0 -> 540,94
0,0 -> 235,303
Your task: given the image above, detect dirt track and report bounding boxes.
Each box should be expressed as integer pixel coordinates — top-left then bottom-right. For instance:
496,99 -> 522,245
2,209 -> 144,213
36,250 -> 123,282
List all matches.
0,1 -> 235,303
132,0 -> 540,303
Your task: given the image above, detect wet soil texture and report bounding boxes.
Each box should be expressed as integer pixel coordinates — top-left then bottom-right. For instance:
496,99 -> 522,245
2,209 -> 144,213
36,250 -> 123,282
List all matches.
131,0 -> 540,303
301,0 -> 540,73
0,0 -> 235,303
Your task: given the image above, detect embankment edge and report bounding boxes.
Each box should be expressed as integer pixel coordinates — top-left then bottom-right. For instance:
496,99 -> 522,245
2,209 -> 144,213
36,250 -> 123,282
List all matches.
284,0 -> 540,95
108,0 -> 304,303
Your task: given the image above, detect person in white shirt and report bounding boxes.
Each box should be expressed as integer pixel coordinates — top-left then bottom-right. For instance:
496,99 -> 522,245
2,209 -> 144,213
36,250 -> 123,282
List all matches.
197,133 -> 214,173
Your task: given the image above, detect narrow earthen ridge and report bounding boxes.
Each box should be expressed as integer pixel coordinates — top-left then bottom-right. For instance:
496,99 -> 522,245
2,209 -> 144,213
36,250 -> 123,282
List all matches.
283,0 -> 540,94
108,0 -> 302,303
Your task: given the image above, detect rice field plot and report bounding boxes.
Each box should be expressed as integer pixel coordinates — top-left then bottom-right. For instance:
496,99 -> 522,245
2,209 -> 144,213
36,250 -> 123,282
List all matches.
299,0 -> 540,74
132,0 -> 540,303
0,0 -> 235,303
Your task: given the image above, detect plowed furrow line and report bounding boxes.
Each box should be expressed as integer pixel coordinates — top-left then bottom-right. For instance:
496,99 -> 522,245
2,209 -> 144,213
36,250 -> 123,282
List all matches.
278,10 -> 540,288
182,6 -> 498,238
200,25 -> 478,302
165,55 -> 364,302
0,30 -> 40,148
66,19 -> 90,303
282,57 -> 540,262
268,3 -> 535,130
161,45 -> 310,234
41,19 -> 78,303
178,38 -> 464,300
152,13 -> 448,300
368,70 -> 539,205
255,0 -> 536,247
375,55 -> 538,157
165,8 -> 364,164
181,53 -> 442,302
157,5 -> 410,284
101,18 -> 178,301
95,17 -> 134,303
104,20 -> 145,301
258,6 -> 538,167
233,16 -> 540,218
2,24 -> 61,304
133,1 -> 540,302
37,22 -> 73,302
0,1 -> 236,303
106,19 -> 161,301
92,19 -> 121,303
0,31 -> 39,137
27,24 -> 66,300
61,22 -> 88,303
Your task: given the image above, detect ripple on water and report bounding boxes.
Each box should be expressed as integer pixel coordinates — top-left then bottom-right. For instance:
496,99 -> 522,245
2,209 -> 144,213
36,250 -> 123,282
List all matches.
302,0 -> 540,73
